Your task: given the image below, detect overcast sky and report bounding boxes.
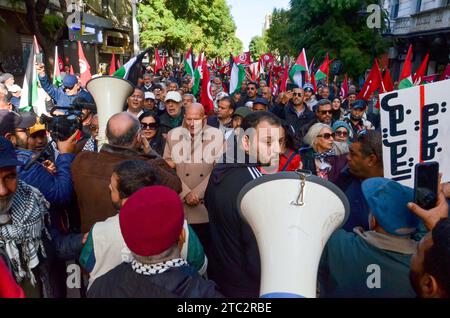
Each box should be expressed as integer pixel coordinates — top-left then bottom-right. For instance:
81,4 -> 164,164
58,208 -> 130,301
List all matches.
227,0 -> 291,51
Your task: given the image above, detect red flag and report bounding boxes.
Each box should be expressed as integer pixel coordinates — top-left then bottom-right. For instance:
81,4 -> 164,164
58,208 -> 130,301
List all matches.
399,44 -> 413,83
162,52 -> 167,69
357,59 -> 383,100
311,71 -> 317,92
219,63 -> 230,76
340,74 -> 348,98
260,53 -> 274,69
77,41 -> 91,86
383,69 -> 394,92
279,63 -> 289,93
413,53 -> 429,85
117,58 -> 122,69
200,59 -> 214,115
58,56 -> 64,72
236,52 -> 251,65
422,74 -> 438,83
69,65 -> 74,75
154,48 -> 163,74
109,52 -> 116,75
272,65 -> 283,78
439,64 -> 450,81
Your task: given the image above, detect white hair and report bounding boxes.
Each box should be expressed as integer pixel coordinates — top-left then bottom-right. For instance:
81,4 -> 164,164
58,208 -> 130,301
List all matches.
303,123 -> 332,150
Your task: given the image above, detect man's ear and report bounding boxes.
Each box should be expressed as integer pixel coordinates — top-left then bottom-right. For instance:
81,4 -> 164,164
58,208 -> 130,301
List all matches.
241,134 -> 250,153
420,274 -> 443,298
4,133 -> 16,145
367,153 -> 378,168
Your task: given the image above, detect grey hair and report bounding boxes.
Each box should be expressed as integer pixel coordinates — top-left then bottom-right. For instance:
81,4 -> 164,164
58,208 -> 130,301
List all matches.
0,83 -> 8,103
106,113 -> 141,147
303,123 -> 332,150
183,93 -> 196,103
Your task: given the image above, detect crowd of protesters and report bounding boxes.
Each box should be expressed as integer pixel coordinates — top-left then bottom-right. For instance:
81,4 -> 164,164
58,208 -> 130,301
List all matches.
0,56 -> 449,299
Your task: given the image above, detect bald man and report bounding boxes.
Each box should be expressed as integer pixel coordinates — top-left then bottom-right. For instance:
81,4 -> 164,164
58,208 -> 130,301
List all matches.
71,112 -> 181,232
163,103 -> 224,253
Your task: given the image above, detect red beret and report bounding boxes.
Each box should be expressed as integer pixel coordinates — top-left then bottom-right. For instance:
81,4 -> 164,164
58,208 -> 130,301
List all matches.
119,186 -> 184,257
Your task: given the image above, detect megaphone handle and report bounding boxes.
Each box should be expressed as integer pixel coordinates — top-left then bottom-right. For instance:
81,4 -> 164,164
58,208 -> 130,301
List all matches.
290,173 -> 307,206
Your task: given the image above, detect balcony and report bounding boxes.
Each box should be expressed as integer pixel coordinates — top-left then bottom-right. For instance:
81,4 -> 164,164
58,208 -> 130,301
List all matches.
389,5 -> 450,36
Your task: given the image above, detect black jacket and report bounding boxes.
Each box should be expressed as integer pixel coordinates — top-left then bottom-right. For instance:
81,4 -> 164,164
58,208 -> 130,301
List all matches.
204,145 -> 263,298
87,262 -> 223,298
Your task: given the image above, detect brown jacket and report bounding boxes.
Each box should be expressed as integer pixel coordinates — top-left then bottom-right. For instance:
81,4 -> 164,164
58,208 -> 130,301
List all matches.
72,144 -> 181,232
163,125 -> 224,224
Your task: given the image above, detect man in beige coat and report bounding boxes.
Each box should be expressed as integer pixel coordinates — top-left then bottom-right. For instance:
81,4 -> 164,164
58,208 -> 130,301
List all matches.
164,103 -> 224,254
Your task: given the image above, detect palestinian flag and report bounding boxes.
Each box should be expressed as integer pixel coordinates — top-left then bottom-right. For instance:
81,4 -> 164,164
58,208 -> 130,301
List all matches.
113,48 -> 151,85
289,48 -> 308,88
399,44 -> 414,89
315,53 -> 331,82
184,47 -> 195,82
53,46 -> 62,87
229,54 -> 245,95
192,51 -> 203,96
20,35 -> 40,112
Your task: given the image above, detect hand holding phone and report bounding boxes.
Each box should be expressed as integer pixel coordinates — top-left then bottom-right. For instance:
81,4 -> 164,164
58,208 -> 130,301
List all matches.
414,162 -> 439,210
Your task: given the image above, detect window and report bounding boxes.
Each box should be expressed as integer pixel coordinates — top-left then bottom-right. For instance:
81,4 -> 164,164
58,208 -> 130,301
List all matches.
416,0 -> 422,13
391,0 -> 399,18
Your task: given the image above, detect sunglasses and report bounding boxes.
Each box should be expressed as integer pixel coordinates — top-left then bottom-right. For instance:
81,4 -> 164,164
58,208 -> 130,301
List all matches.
141,123 -> 158,130
317,133 -> 335,140
247,87 -> 257,90
335,130 -> 348,137
318,110 -> 333,115
293,93 -> 303,97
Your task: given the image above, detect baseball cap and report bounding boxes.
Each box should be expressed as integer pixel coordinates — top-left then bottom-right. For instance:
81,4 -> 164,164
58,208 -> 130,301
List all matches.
253,97 -> 268,107
362,177 -> 420,236
232,106 -> 252,119
165,91 -> 182,103
352,100 -> 366,109
144,92 -> 155,100
62,74 -> 78,89
0,136 -> 21,168
7,84 -> 21,93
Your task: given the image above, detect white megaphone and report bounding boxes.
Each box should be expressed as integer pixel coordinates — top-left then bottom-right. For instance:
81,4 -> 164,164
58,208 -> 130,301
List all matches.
86,76 -> 134,149
237,171 -> 349,298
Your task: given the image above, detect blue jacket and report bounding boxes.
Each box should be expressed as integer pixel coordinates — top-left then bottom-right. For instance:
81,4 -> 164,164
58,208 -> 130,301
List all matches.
16,149 -> 75,206
335,167 -> 370,231
38,74 -> 94,108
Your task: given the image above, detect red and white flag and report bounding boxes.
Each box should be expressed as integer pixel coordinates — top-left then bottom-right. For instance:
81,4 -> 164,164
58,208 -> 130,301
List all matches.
200,59 -> 214,115
236,51 -> 251,65
77,41 -> 92,86
340,74 -> 348,98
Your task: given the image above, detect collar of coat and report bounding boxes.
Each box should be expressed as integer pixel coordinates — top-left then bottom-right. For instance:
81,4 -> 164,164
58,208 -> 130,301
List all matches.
353,227 -> 418,255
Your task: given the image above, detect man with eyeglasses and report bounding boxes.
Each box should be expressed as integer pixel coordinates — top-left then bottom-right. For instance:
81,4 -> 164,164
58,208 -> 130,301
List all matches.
126,88 -> 145,118
276,85 -> 315,147
237,81 -> 259,108
35,63 -> 94,109
343,99 -> 374,141
315,99 -> 334,125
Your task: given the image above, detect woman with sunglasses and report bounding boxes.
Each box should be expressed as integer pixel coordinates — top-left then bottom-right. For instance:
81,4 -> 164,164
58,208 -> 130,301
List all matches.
300,123 -> 348,183
331,120 -> 352,155
138,111 -> 165,156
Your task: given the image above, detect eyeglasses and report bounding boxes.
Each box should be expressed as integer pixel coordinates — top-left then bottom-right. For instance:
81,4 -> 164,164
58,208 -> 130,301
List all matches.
318,110 -> 333,115
141,123 -> 158,130
293,93 -> 303,97
335,130 -> 348,137
247,87 -> 256,91
131,95 -> 144,100
317,133 -> 335,140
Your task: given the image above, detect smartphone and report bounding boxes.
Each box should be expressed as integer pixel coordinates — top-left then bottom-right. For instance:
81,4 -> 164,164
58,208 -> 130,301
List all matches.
414,162 -> 439,210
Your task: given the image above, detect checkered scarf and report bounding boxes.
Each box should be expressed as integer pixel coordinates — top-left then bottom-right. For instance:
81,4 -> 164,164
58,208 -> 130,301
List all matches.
0,181 -> 50,285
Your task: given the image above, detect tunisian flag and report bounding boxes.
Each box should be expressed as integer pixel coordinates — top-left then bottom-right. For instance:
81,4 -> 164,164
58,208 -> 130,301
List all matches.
357,59 -> 383,100
77,41 -> 92,86
200,59 -> 214,115
236,51 -> 251,65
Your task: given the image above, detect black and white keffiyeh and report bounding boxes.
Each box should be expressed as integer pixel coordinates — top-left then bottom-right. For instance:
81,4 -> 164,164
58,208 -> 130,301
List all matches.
131,258 -> 187,276
0,180 -> 50,284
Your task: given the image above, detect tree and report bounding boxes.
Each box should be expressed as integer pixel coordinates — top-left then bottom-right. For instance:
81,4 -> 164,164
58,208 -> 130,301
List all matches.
138,0 -> 243,58
249,36 -> 268,61
265,0 -> 390,78
9,0 -> 69,75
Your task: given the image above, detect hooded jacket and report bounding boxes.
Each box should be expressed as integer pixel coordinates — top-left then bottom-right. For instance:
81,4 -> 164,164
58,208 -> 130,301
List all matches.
204,137 -> 263,297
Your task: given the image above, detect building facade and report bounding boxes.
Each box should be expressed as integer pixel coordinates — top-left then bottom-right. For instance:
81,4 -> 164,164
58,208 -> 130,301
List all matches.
383,0 -> 450,81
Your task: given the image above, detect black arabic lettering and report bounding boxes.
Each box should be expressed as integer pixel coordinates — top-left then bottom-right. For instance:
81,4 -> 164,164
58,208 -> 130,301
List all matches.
380,92 -> 407,137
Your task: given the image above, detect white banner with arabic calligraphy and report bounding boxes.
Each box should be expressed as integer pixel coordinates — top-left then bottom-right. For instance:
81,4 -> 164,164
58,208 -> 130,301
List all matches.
379,79 -> 450,188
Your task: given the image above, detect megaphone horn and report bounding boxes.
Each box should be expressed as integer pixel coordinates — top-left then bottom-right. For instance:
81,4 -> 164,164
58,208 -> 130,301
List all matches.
237,172 -> 350,298
86,75 -> 134,149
